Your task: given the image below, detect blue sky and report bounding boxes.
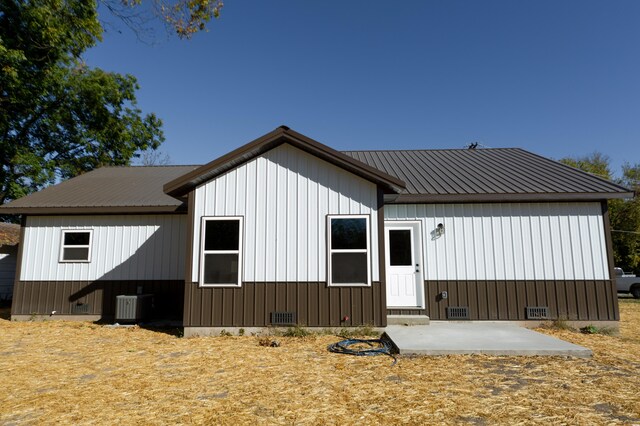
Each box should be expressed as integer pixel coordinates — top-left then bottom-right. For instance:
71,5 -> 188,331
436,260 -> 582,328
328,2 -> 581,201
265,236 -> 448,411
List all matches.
85,1 -> 640,177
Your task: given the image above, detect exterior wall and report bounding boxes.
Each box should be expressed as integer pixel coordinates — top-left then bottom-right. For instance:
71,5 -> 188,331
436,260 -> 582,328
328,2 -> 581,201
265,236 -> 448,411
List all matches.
183,281 -> 386,327
388,280 -> 618,321
185,144 -> 385,328
0,245 -> 17,301
191,143 -> 380,283
385,202 -> 609,281
21,215 -> 186,281
385,202 -> 618,321
11,280 -> 183,320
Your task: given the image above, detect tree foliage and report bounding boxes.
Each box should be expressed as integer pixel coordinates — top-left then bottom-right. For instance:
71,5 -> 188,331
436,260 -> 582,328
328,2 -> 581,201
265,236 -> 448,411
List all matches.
155,0 -> 223,38
103,0 -> 223,39
560,153 -> 640,273
558,152 -> 612,180
611,164 -> 640,271
0,0 -> 164,209
138,148 -> 171,165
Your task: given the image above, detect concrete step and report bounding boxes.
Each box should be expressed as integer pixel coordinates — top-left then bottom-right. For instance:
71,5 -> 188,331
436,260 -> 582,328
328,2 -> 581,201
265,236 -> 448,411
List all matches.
387,315 -> 430,326
383,323 -> 593,357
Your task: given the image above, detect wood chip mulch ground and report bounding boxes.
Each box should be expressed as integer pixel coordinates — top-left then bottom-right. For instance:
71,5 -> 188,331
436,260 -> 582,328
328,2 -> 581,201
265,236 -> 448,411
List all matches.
1,300 -> 639,425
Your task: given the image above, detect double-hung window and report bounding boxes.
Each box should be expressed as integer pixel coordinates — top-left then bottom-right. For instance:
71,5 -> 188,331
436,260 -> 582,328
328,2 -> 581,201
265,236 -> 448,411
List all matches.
200,217 -> 243,287
327,215 -> 370,286
59,230 -> 93,262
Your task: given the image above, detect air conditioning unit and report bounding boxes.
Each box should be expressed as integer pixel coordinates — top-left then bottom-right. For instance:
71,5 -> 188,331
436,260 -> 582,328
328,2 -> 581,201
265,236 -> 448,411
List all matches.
115,294 -> 153,323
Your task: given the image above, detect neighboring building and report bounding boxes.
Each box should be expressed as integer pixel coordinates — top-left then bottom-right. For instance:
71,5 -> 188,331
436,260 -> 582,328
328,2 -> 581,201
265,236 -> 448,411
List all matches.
0,222 -> 20,302
0,127 -> 633,333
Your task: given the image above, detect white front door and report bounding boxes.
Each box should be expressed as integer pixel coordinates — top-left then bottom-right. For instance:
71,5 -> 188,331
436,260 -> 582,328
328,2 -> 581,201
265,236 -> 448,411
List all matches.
385,221 -> 424,308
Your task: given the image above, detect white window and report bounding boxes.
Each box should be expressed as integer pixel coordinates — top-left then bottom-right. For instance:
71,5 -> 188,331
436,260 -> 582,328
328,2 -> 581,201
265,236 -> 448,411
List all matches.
200,217 -> 243,287
327,215 -> 371,286
59,230 -> 92,262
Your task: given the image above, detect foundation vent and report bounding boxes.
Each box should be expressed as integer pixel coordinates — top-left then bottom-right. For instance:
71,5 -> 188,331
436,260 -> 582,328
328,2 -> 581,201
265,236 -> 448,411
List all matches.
446,306 -> 469,320
526,306 -> 549,319
270,312 -> 296,325
71,303 -> 90,314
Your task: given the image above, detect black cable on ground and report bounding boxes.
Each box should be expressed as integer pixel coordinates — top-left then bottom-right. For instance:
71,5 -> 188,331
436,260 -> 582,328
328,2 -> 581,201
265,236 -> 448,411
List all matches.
327,338 -> 397,365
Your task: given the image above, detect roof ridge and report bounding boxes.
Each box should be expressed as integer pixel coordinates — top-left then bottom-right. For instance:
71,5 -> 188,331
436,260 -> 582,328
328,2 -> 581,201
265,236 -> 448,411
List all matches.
342,147 -> 519,153
98,165 -> 202,168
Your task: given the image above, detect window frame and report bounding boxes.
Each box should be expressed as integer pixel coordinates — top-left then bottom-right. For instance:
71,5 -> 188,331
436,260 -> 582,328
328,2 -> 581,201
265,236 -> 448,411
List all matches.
199,216 -> 244,288
327,214 -> 371,287
59,229 -> 93,263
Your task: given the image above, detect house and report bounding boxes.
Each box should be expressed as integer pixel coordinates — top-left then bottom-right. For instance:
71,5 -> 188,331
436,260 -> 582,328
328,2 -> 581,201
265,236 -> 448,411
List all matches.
1,126 -> 633,335
0,223 -> 20,302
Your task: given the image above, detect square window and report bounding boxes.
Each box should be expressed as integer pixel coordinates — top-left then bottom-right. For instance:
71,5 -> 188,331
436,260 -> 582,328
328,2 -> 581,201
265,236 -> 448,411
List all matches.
204,220 -> 239,251
331,218 -> 367,250
60,230 -> 92,262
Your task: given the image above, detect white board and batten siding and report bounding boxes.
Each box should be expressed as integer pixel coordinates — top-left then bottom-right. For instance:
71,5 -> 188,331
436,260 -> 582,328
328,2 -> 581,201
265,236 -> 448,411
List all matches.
21,215 -> 186,281
192,143 -> 380,283
385,202 -> 610,281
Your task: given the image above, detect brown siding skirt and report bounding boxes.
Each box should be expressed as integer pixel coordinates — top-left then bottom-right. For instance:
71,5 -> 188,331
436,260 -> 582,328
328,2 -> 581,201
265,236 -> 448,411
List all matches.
11,280 -> 184,321
387,280 -> 619,321
184,282 -> 387,327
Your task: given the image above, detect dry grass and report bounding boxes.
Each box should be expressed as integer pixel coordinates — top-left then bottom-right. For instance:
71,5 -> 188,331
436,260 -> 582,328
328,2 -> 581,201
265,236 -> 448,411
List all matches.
1,301 -> 639,425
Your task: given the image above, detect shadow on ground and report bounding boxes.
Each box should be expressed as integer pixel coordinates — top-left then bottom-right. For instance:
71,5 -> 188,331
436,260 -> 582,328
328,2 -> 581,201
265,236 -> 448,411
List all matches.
0,301 -> 11,320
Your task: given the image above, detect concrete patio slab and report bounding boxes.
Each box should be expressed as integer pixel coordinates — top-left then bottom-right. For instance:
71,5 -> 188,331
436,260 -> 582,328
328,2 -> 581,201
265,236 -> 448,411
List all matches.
383,321 -> 592,357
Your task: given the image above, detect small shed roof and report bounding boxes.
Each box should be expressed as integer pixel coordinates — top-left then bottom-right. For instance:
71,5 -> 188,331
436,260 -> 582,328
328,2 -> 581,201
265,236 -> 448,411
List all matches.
343,148 -> 633,202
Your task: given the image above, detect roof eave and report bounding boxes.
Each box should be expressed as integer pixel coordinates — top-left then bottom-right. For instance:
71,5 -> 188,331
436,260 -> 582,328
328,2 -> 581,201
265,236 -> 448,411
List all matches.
0,204 -> 187,215
163,127 -> 406,197
386,191 -> 635,204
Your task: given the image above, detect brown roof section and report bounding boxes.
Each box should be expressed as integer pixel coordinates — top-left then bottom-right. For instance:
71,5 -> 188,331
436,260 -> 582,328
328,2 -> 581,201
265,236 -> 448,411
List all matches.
0,223 -> 20,246
163,126 -> 407,197
343,148 -> 634,202
1,129 -> 633,215
0,166 -> 199,215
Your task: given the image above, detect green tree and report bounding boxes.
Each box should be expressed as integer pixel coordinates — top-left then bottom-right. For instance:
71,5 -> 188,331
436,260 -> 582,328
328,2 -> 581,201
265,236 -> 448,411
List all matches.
110,0 -> 224,39
560,154 -> 640,273
558,152 -> 612,180
612,164 -> 640,271
0,0 -> 164,209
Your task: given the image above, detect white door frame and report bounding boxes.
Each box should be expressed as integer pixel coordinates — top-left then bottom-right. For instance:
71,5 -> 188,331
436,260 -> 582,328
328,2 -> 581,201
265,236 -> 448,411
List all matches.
384,220 -> 425,309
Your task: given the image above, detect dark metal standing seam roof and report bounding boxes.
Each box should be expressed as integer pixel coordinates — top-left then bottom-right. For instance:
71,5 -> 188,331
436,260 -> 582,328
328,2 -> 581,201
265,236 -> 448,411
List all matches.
343,148 -> 633,202
0,166 -> 199,214
0,132 -> 634,215
162,126 -> 406,197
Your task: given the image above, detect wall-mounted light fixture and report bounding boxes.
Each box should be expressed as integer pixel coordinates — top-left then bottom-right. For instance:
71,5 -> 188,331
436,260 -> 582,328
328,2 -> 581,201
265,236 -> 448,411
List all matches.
430,222 -> 446,240
436,291 -> 448,302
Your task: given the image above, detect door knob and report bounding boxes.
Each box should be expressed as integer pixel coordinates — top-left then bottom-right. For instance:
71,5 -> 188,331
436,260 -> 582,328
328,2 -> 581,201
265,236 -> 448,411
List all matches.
415,264 -> 420,273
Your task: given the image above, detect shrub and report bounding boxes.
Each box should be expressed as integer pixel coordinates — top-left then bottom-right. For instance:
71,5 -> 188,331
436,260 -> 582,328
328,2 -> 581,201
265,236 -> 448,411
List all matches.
338,325 -> 379,338
283,325 -> 311,337
580,325 -> 599,334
